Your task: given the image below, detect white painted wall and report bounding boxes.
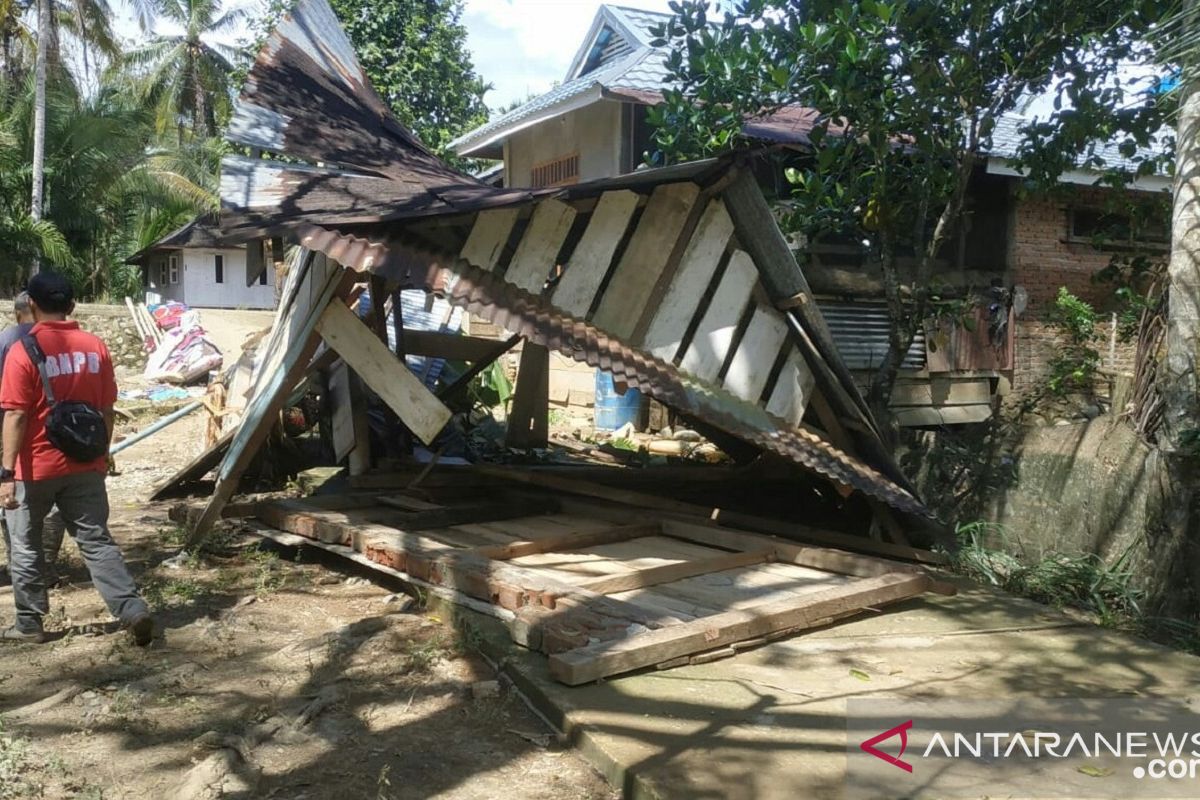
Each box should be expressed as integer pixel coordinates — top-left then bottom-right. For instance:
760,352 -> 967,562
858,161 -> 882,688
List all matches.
144,252 -> 185,305
506,100 -> 624,187
182,248 -> 276,309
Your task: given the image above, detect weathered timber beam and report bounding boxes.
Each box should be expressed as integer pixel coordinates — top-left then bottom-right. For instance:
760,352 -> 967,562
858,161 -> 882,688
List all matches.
374,495 -> 560,530
548,572 -> 932,685
316,299 -> 453,445
471,522 -> 661,561
571,548 -> 775,596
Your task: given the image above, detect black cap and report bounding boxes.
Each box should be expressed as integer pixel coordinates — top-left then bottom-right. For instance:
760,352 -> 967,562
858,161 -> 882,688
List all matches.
27,271 -> 74,314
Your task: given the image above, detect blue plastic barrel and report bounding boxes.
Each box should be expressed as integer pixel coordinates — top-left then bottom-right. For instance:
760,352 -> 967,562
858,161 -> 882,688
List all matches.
593,370 -> 642,431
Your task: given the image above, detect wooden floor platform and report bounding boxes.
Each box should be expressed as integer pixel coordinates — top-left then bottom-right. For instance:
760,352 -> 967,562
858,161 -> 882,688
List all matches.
200,475 -> 950,685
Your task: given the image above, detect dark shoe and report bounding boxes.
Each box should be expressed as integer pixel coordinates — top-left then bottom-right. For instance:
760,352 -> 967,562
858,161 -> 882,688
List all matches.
1,625 -> 46,643
128,613 -> 155,647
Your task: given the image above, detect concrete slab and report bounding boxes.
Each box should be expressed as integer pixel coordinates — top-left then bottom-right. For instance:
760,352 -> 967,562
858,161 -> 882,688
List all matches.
441,576 -> 1200,799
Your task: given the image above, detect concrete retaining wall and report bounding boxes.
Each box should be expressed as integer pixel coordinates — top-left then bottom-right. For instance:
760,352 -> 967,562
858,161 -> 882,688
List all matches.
908,417 -> 1193,615
0,300 -> 146,370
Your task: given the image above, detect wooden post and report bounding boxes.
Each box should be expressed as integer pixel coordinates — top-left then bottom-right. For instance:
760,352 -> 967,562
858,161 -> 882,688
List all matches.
270,236 -> 286,304
347,372 -> 371,475
505,342 -> 549,449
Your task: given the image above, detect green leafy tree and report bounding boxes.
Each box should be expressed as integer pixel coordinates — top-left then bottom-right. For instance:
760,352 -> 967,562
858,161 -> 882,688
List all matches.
1,67 -> 218,297
649,0 -> 1171,413
247,0 -> 490,160
120,0 -> 246,143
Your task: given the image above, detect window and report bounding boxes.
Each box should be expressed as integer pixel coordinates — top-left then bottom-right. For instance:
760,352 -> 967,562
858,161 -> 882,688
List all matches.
259,267 -> 269,286
158,262 -> 168,286
1068,207 -> 1168,250
214,254 -> 224,284
168,255 -> 179,285
530,153 -> 580,188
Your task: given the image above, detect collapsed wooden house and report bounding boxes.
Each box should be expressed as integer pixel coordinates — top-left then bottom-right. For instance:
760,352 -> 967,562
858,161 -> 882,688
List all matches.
171,0 -> 954,684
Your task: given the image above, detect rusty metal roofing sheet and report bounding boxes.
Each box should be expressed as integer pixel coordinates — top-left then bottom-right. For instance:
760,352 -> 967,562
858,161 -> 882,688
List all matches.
296,223 -> 931,519
222,0 -> 531,235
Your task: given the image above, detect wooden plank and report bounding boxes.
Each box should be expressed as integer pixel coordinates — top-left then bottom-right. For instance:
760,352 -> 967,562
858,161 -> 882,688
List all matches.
148,430 -> 232,500
679,250 -> 757,380
255,500 -> 689,628
573,549 -> 775,595
347,371 -> 371,475
187,261 -> 347,544
891,404 -> 993,426
401,330 -> 509,361
438,333 -> 522,400
724,308 -> 790,401
548,572 -> 932,684
460,207 -> 520,270
316,299 -> 453,445
765,346 -> 816,427
888,378 -> 992,408
641,199 -> 735,360
472,522 -> 660,560
504,199 -> 577,294
375,496 -> 560,530
245,239 -> 266,287
473,464 -> 708,517
550,488 -> 946,566
552,190 -> 640,316
658,518 -> 954,594
328,361 -> 357,462
505,343 -> 549,448
592,182 -> 701,338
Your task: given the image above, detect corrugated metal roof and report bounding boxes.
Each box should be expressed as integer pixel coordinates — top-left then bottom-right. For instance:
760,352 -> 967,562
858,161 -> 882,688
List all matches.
819,302 -> 926,371
298,223 -> 931,518
125,214 -> 244,265
218,0 -> 534,239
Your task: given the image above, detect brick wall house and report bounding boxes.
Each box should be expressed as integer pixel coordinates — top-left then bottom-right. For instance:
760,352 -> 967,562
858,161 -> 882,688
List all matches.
1009,187 -> 1165,394
452,4 -> 1171,425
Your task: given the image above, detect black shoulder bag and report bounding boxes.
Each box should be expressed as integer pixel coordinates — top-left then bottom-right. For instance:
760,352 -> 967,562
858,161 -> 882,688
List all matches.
20,335 -> 109,462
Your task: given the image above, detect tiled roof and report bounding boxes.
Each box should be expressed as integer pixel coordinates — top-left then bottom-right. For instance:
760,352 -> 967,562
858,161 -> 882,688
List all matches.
605,5 -> 673,45
449,51 -> 646,155
986,112 -> 1169,173
451,5 -> 680,155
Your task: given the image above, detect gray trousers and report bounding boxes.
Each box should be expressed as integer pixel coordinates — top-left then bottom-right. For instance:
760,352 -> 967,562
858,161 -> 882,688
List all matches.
6,472 -> 148,633
2,505 -> 67,570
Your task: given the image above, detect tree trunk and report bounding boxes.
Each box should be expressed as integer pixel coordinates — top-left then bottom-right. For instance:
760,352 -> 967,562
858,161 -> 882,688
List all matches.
29,0 -> 50,275
1163,84 -> 1200,448
1158,10 -> 1200,616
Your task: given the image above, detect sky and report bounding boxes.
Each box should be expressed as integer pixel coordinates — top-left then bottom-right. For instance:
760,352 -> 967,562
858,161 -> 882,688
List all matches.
460,0 -> 673,109
107,0 -> 676,113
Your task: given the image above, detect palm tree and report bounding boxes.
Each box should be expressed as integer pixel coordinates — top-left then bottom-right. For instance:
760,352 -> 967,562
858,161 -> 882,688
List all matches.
30,0 -> 48,252
121,0 -> 246,143
1160,1 -> 1200,450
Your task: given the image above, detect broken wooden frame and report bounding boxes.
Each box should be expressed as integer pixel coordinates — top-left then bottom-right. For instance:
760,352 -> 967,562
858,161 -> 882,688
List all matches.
196,480 -> 951,685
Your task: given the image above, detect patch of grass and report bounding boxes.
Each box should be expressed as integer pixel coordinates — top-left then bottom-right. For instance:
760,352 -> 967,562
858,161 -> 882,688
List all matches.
0,719 -> 40,800
1,718 -> 105,799
245,547 -> 286,597
142,575 -> 212,609
158,524 -> 187,548
952,521 -> 1143,626
396,628 -> 462,674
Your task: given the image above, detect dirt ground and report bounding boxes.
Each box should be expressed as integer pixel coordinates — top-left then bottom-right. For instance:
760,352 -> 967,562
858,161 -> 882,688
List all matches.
0,413 -> 617,800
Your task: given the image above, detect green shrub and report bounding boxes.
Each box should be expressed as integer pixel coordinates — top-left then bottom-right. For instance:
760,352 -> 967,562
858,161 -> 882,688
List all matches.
1047,287 -> 1100,395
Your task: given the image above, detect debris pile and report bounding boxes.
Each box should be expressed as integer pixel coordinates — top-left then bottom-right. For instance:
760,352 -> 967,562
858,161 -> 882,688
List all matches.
124,296 -> 223,385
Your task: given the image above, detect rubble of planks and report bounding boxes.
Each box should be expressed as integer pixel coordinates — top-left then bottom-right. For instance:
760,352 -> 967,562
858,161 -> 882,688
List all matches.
198,475 -> 952,686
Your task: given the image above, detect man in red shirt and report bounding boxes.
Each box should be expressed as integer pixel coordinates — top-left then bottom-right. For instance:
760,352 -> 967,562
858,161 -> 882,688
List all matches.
0,272 -> 153,645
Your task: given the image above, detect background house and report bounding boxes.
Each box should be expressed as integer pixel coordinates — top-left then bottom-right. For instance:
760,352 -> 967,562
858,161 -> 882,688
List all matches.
451,4 -> 1170,427
128,216 -> 277,310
